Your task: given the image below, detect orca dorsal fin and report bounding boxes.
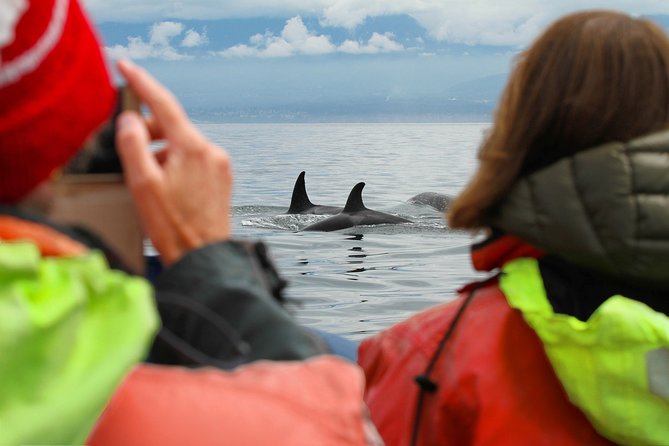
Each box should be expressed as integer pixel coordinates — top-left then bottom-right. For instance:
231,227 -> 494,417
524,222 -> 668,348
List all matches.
343,182 -> 367,212
288,171 -> 315,213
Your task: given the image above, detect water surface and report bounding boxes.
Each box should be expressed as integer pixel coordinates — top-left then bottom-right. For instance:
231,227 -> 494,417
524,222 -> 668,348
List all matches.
199,123 -> 490,340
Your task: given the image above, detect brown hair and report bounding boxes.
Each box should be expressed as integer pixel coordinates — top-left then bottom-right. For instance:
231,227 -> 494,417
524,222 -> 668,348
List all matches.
447,10 -> 669,229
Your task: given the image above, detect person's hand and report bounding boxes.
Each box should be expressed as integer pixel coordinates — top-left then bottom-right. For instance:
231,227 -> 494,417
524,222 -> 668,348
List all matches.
115,59 -> 232,266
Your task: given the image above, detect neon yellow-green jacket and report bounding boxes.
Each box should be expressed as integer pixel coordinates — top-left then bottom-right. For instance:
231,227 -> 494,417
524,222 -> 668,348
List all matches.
501,257 -> 669,446
0,241 -> 158,444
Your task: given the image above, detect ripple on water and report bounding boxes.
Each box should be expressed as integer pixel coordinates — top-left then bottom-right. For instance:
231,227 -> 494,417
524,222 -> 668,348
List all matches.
209,123 -> 489,339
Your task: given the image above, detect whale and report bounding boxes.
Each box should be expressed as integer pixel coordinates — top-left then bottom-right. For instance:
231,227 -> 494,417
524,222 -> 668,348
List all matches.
302,182 -> 412,231
287,171 -> 343,215
407,192 -> 453,212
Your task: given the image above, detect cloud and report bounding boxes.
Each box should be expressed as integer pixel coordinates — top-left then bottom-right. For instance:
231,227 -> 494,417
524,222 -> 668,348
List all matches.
105,21 -> 208,60
339,32 -> 404,54
85,0 -> 669,48
219,17 -> 336,58
83,0 -> 332,22
149,21 -> 184,46
319,1 -> 669,46
218,16 -> 403,58
316,1 -> 559,46
181,29 -> 209,47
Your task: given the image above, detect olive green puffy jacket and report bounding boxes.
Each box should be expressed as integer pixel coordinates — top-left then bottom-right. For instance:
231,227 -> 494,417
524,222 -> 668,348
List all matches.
491,129 -> 669,290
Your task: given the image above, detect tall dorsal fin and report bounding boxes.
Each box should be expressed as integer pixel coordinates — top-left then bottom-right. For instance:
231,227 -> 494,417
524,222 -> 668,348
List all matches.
287,171 -> 315,213
343,182 -> 367,212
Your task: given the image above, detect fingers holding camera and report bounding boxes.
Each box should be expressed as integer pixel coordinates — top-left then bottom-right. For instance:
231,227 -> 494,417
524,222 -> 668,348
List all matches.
117,60 -> 191,142
115,60 -> 233,265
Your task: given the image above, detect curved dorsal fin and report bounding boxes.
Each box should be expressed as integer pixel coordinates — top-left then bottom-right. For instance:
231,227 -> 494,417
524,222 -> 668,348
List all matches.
288,171 -> 314,213
343,182 -> 367,212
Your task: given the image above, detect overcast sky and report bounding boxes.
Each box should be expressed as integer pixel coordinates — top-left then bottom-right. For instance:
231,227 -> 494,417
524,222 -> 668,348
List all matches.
82,1 -> 669,121
85,1 -> 669,46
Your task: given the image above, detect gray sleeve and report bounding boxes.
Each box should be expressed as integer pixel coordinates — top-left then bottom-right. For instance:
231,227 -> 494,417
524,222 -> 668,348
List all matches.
152,240 -> 326,364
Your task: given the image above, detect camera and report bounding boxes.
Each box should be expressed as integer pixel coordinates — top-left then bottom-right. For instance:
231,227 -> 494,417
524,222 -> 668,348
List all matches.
64,85 -> 141,175
48,84 -> 146,273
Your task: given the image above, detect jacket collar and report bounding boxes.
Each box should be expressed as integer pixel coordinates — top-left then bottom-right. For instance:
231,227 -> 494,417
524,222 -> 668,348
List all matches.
0,214 -> 87,257
0,204 -> 91,257
471,231 -> 544,273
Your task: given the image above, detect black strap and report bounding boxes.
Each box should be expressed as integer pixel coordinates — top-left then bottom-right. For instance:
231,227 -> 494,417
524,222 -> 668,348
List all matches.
251,241 -> 289,303
410,285 -> 481,446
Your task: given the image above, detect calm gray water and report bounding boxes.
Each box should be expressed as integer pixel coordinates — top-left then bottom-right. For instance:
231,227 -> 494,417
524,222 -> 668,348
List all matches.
198,123 -> 490,340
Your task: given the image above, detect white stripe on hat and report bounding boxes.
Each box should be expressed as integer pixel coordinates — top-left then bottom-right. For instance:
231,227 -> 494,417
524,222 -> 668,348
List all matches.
0,0 -> 28,50
0,0 -> 69,88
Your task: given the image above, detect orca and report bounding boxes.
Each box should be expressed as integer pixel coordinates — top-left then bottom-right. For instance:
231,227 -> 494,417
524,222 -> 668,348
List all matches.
302,182 -> 412,231
287,171 -> 343,215
407,192 -> 452,212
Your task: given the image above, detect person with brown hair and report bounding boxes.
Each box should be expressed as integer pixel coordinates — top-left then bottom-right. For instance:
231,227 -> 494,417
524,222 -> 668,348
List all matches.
358,10 -> 669,445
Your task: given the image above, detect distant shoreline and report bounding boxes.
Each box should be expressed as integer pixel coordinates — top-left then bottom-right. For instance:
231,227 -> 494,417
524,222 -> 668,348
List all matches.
192,120 -> 493,125
188,113 -> 494,125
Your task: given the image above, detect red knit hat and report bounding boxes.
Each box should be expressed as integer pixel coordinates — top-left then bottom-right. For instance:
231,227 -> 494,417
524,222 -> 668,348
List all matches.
0,0 -> 116,203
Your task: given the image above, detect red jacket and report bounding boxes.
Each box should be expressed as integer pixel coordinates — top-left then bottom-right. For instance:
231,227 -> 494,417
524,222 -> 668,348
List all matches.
358,235 -> 616,446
